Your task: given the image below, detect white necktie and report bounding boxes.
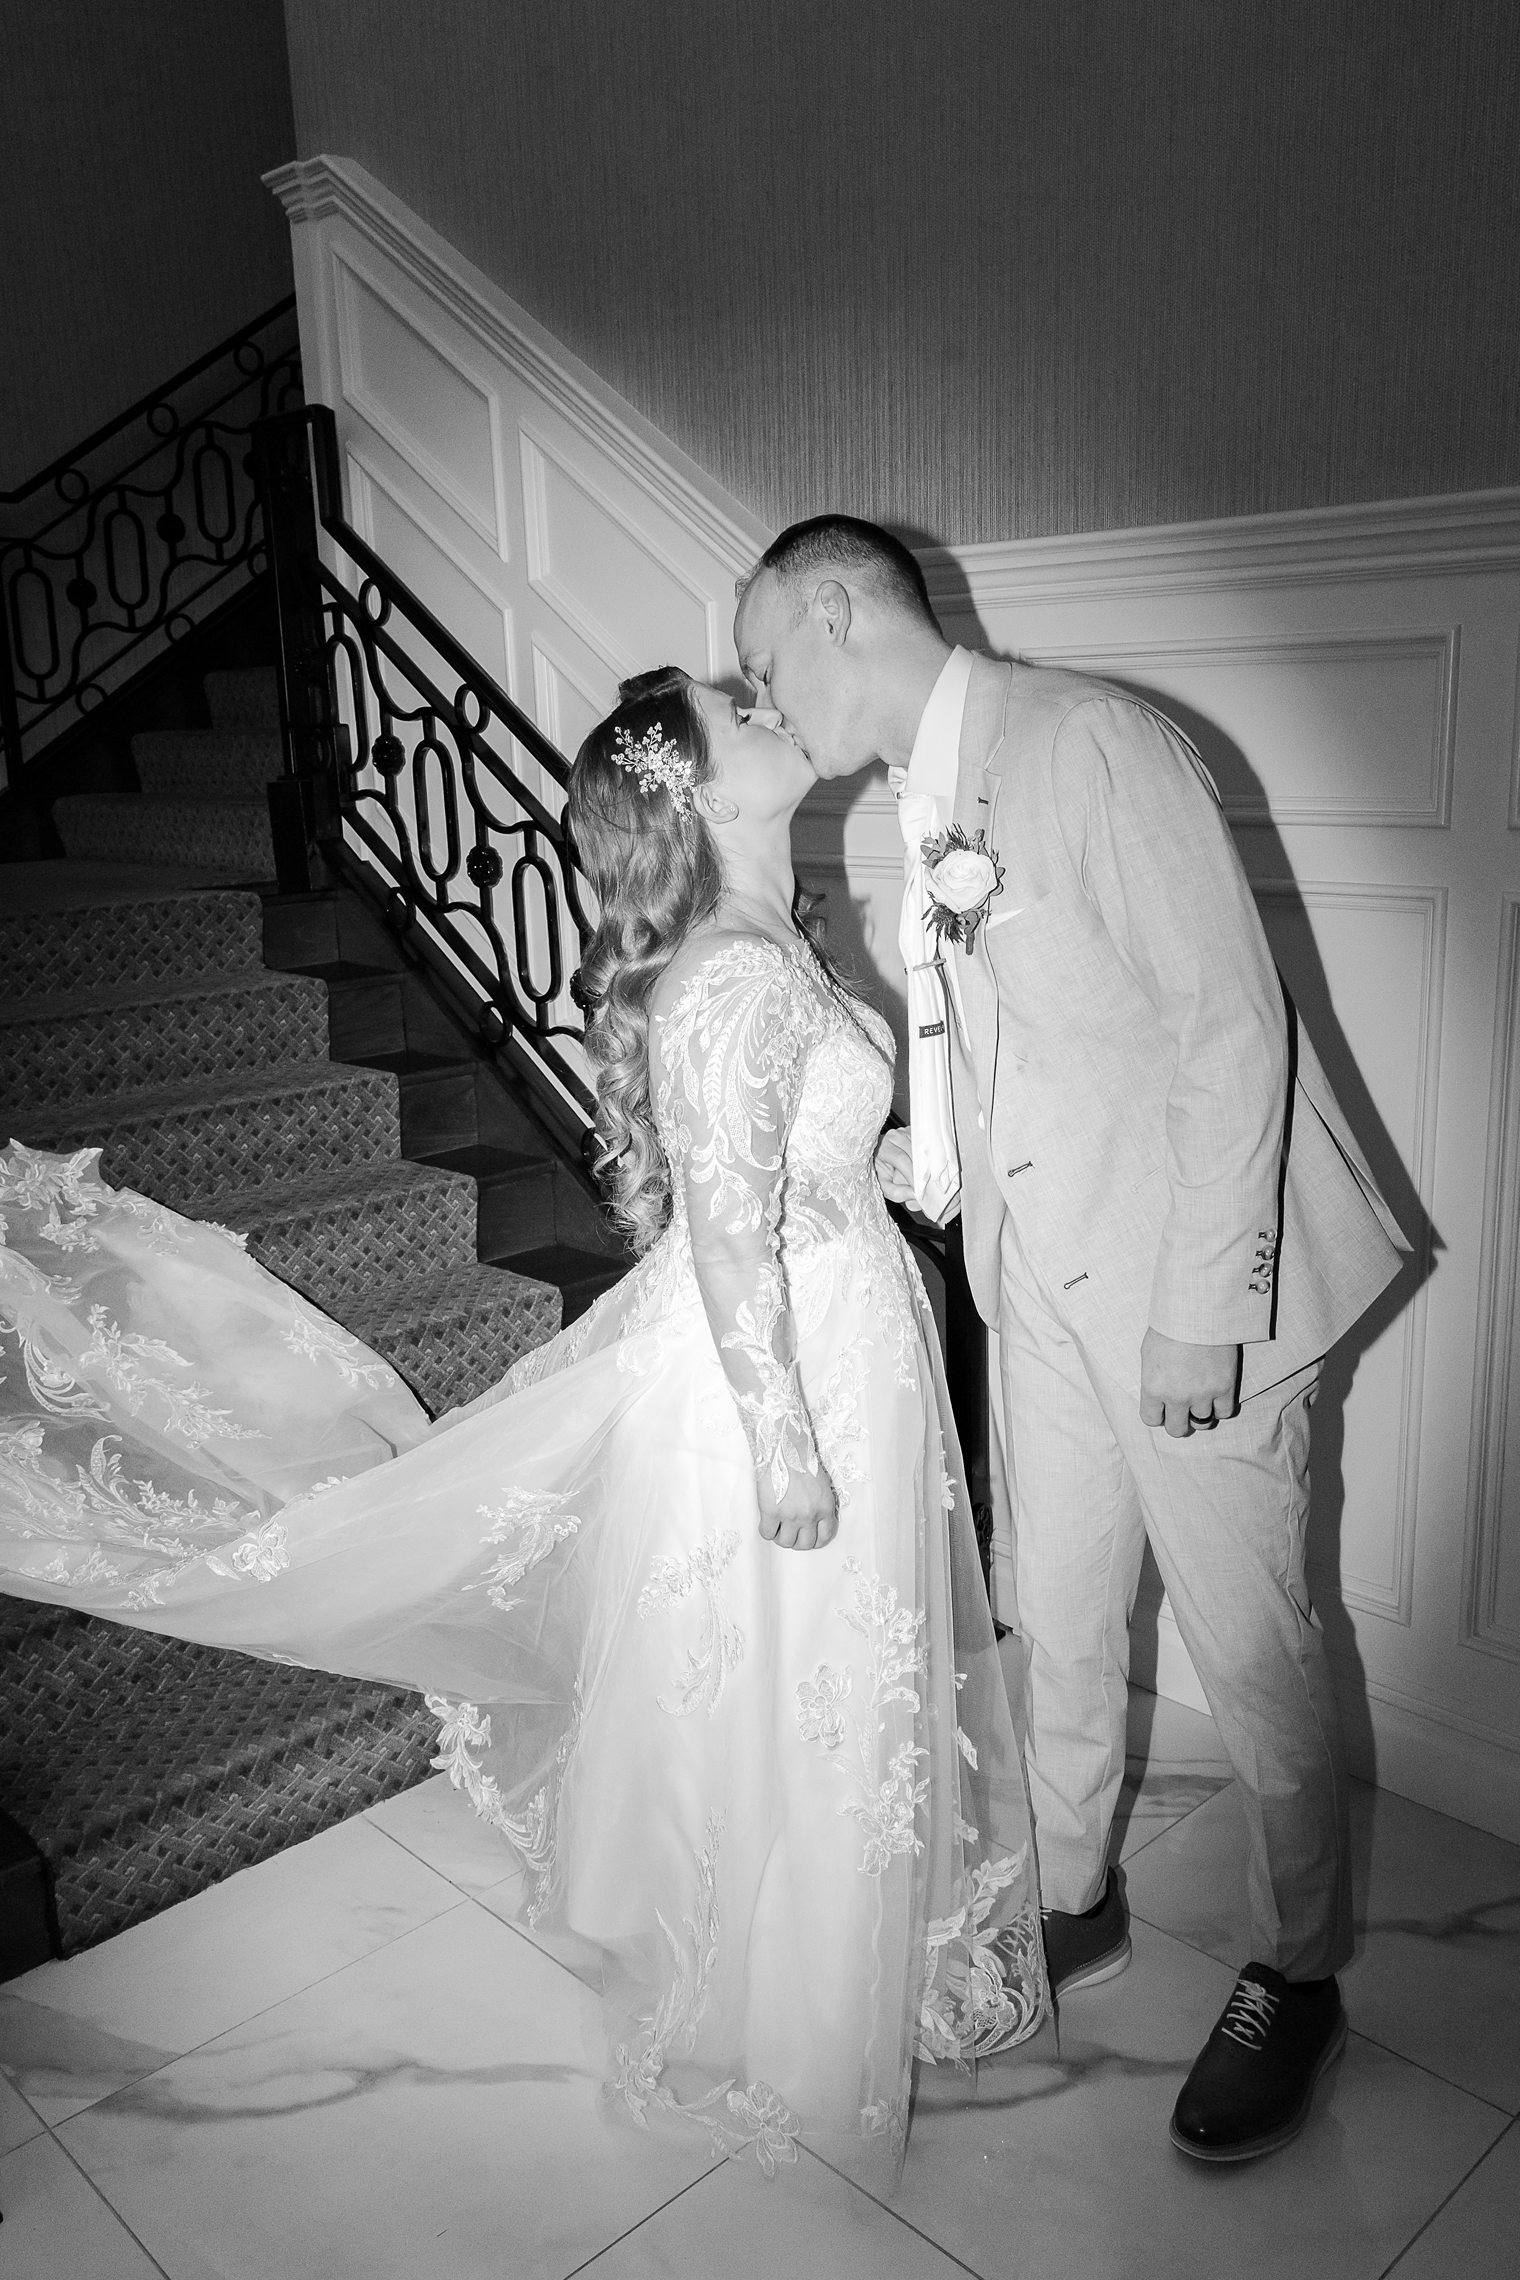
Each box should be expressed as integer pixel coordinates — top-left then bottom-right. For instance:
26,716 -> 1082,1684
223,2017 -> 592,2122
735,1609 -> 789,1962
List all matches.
892,775 -> 962,1225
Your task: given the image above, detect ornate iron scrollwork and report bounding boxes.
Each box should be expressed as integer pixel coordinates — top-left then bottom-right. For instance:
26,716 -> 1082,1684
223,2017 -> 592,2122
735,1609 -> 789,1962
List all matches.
1,297 -> 302,780
254,405 -> 598,1127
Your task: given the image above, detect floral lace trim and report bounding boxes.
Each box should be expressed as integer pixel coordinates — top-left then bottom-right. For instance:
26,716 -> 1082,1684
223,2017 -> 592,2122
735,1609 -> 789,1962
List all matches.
918,1852 -> 1046,2063
795,1560 -> 929,1876
204,1517 -> 290,1583
279,1309 -> 397,1391
637,1528 -> 744,1717
426,1691 -> 575,1924
0,1419 -> 264,1607
466,1487 -> 582,1613
607,1814 -> 800,2175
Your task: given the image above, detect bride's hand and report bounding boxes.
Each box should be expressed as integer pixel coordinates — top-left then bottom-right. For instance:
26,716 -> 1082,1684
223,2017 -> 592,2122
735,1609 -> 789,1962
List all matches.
758,1466 -> 839,1552
874,1127 -> 916,1207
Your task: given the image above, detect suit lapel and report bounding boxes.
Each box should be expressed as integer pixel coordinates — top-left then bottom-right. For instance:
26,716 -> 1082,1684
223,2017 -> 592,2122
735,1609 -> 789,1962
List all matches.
949,658 -> 1011,1090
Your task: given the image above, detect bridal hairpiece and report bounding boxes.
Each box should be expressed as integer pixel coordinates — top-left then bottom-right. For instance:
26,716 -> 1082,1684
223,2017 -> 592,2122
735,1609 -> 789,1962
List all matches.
612,723 -> 694,808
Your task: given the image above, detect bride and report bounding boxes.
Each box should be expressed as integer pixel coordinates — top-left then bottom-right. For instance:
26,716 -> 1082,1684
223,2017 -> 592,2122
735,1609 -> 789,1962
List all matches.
0,666 -> 1047,2178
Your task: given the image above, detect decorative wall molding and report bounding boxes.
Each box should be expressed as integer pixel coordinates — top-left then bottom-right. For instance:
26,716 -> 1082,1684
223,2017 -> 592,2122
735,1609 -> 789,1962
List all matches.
529,632 -> 609,766
927,490 -> 1520,607
333,248 -> 506,554
1021,629 -> 1459,829
1255,880 -> 1445,1627
518,421 -> 716,683
266,155 -> 769,579
1463,894 -> 1520,1662
346,448 -> 515,694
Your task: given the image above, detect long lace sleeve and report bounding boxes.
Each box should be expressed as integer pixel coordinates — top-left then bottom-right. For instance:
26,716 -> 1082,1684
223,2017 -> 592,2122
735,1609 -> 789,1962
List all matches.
655,940 -> 824,1504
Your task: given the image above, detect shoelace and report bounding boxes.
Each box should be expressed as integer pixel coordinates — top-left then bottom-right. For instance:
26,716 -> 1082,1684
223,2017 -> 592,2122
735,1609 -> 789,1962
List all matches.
1219,1977 -> 1280,2050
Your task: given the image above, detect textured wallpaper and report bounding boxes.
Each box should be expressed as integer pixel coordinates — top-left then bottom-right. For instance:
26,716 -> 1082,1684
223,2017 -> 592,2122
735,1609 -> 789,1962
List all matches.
0,1 -> 297,488
282,0 -> 1520,544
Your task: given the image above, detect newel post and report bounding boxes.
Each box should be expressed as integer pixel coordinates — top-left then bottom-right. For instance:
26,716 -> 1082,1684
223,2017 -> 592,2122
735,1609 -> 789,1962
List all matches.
252,410 -> 344,893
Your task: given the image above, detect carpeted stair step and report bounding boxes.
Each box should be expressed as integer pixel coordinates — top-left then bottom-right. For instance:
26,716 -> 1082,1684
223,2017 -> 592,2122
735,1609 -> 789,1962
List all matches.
500,1243 -> 625,1326
0,887 -> 265,999
53,789 -> 275,876
186,1159 -> 484,1319
0,1595 -> 439,1958
204,666 -> 281,732
19,1060 -> 403,1204
346,1258 -> 562,1416
132,729 -> 283,800
0,969 -> 331,1115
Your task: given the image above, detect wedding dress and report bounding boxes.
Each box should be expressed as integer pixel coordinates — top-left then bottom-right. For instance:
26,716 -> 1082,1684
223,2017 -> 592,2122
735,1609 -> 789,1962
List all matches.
0,932 -> 1046,2177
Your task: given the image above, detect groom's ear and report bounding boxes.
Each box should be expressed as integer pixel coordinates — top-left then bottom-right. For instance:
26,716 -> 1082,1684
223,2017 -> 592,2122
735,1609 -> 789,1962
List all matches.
812,579 -> 852,647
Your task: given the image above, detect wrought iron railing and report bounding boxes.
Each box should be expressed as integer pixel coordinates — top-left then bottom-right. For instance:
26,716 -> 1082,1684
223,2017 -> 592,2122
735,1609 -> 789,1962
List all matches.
253,405 -> 596,1132
253,403 -> 997,1585
0,298 -> 302,784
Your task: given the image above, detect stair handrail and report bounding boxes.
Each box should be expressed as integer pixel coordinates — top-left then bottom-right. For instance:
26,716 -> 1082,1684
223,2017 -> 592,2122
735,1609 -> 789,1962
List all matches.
0,298 -> 302,783
0,296 -> 300,511
253,403 -> 1001,1592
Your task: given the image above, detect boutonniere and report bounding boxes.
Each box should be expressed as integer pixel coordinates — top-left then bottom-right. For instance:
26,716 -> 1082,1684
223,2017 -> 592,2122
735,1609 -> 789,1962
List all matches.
921,826 -> 1004,949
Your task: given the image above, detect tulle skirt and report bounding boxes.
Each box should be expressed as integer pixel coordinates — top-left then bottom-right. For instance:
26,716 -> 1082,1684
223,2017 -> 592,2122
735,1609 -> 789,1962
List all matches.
0,1143 -> 1046,2181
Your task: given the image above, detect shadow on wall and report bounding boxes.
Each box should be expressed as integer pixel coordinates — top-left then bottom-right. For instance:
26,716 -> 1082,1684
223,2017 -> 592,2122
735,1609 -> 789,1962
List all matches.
809,532 -> 1436,1785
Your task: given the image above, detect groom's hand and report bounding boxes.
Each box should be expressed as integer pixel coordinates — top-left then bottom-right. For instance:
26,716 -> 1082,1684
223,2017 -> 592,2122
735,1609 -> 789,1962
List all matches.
1139,1328 -> 1241,1438
875,1127 -> 917,1207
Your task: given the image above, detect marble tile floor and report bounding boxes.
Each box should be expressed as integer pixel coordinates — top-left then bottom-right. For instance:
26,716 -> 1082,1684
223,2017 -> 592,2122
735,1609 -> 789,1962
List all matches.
2,1691 -> 1516,2280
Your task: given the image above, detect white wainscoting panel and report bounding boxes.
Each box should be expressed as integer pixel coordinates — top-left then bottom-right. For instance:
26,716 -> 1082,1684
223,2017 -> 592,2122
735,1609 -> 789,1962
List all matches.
1256,883 -> 1445,1625
269,153 -> 1520,1838
1465,895 -> 1520,1661
1024,631 -> 1458,827
336,254 -> 504,551
520,426 -> 714,682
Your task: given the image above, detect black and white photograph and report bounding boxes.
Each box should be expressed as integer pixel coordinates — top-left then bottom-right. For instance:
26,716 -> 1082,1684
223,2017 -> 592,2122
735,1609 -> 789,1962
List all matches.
0,4 -> 1517,2274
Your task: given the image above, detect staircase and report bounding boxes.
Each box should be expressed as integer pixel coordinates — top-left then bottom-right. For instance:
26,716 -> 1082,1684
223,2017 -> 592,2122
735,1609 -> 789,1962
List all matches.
0,620 -> 622,1959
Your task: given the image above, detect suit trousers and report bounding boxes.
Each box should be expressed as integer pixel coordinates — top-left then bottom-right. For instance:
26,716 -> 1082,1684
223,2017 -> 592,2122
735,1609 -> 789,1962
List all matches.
996,1216 -> 1354,1981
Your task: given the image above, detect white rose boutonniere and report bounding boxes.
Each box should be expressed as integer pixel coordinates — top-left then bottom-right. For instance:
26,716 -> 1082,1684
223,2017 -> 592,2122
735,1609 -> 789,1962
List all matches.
921,826 -> 1004,949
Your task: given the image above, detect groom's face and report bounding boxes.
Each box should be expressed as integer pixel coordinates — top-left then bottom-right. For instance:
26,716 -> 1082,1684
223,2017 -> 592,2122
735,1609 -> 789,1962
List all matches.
734,570 -> 869,780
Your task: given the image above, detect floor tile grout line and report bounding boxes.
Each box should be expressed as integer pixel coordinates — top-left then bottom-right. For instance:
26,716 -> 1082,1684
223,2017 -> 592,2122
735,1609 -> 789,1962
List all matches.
558,2164 -> 717,2277
1376,2111 -> 1518,2278
40,2115 -> 176,2278
363,1808 -> 597,1992
1122,1902 -> 1518,2117
801,2145 -> 995,2278
1341,2020 -> 1517,2119
34,1886 -> 476,2129
1111,1801 -> 1215,1866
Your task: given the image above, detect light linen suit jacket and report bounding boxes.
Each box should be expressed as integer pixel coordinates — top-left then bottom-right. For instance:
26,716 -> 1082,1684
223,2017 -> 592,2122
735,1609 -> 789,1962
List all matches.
945,654 -> 1406,1400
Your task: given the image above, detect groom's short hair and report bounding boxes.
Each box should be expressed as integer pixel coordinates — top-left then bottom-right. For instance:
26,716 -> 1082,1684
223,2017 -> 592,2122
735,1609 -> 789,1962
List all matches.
753,516 -> 937,628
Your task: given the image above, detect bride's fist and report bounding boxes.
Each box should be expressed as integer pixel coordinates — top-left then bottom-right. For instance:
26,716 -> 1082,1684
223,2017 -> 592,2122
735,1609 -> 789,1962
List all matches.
759,1466 -> 838,1552
875,1127 -> 916,1207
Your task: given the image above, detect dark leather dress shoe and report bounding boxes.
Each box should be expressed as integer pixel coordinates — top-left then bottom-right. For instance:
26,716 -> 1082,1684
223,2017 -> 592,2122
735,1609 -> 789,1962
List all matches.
1041,1866 -> 1131,1997
1171,1963 -> 1347,2162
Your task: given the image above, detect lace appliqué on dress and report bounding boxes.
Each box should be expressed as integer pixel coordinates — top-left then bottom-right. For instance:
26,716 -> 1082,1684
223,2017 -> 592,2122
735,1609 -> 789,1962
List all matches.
426,1692 -> 574,1923
917,1851 -> 1046,2063
637,1528 -> 744,1716
607,1814 -> 800,2174
795,1559 -> 929,1876
467,1487 -> 582,1613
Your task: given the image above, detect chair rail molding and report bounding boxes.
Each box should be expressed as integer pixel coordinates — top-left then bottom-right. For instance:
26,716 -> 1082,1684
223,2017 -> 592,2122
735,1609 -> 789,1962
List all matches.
270,151 -> 1520,1841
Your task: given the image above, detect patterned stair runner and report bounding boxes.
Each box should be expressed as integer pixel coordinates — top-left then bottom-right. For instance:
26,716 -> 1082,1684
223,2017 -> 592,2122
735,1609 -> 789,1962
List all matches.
0,659 -> 569,1956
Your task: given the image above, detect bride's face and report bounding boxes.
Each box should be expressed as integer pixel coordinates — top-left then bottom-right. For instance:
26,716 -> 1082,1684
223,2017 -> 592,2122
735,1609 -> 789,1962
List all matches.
690,684 -> 815,825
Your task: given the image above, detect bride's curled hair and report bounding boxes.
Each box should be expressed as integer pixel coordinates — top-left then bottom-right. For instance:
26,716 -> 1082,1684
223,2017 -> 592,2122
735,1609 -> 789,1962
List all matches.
568,667 -> 722,1251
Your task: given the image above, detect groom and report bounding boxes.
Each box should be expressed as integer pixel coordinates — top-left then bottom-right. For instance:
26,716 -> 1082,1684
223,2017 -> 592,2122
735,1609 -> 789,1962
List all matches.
734,516 -> 1405,2162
